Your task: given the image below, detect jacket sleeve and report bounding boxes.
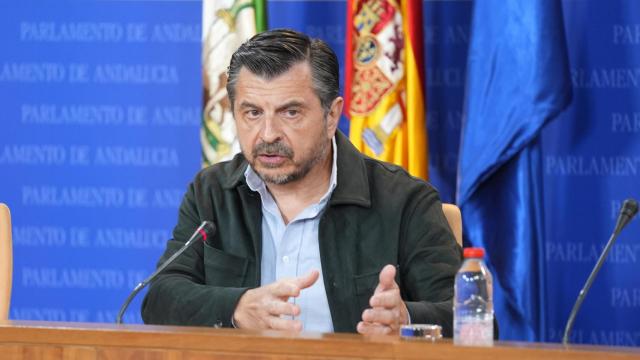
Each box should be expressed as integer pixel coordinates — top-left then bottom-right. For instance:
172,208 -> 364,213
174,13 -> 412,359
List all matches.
399,188 -> 462,337
141,181 -> 249,327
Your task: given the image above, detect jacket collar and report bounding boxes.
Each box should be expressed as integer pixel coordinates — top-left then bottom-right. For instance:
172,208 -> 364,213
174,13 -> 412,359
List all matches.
330,131 -> 370,207
222,153 -> 250,190
222,131 -> 371,208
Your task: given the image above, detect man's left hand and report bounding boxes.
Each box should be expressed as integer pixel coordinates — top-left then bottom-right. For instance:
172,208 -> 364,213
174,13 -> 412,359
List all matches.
357,264 -> 409,335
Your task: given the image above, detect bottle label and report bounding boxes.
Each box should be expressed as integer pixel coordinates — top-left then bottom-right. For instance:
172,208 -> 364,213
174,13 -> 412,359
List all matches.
454,315 -> 493,347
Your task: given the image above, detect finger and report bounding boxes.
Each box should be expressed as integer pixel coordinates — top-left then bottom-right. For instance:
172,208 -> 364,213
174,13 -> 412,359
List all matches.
370,289 -> 401,308
295,270 -> 320,290
271,281 -> 302,298
267,301 -> 300,317
377,264 -> 398,292
267,316 -> 303,332
361,308 -> 398,326
270,270 -> 320,298
357,321 -> 393,335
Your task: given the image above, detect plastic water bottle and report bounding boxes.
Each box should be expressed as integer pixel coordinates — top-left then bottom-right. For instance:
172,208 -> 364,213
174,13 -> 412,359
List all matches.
454,247 -> 494,346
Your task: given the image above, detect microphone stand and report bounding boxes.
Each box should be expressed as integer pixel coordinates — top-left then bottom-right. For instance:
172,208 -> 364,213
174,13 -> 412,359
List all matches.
562,199 -> 638,345
116,221 -> 214,324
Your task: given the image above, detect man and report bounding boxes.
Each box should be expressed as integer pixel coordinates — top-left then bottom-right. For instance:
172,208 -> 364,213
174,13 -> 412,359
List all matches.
142,29 -> 461,336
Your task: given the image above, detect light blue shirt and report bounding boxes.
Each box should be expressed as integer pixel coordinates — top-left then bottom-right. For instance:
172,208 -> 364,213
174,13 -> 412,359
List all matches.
244,138 -> 337,333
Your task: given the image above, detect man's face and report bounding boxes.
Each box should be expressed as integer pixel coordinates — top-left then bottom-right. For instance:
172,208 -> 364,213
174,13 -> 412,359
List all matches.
233,62 -> 342,185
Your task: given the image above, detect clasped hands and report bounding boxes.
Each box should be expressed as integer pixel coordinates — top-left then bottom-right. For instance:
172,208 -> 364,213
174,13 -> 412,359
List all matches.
232,264 -> 408,334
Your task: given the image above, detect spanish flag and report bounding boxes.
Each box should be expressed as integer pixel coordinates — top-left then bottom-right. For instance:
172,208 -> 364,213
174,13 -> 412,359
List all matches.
345,0 -> 428,179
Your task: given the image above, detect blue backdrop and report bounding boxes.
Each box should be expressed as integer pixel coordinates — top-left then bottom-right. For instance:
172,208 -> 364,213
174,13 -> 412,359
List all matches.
0,0 -> 638,346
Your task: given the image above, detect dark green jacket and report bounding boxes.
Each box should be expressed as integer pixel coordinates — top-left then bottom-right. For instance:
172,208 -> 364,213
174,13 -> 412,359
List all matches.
142,131 -> 462,336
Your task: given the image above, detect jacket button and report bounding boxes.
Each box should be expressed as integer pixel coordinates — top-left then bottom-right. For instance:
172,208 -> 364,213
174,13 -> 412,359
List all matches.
332,281 -> 338,288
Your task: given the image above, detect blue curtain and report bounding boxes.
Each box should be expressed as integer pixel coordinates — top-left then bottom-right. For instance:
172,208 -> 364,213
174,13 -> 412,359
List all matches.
458,0 -> 573,341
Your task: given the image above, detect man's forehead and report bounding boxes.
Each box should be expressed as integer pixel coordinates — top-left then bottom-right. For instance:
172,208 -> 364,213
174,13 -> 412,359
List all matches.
236,61 -> 312,83
233,63 -> 318,106
238,99 -> 307,110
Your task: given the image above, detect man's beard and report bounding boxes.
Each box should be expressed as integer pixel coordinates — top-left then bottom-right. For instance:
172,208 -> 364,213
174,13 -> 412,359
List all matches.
250,136 -> 330,185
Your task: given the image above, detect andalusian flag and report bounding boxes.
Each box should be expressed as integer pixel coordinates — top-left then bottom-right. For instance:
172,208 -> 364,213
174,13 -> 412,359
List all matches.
345,0 -> 428,179
201,0 -> 267,167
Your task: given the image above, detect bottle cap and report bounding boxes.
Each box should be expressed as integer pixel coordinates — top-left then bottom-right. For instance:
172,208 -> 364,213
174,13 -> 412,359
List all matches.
463,247 -> 485,258
400,324 -> 442,341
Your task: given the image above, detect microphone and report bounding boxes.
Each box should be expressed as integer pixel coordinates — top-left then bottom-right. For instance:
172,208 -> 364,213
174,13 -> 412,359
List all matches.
562,199 -> 638,345
116,220 -> 216,324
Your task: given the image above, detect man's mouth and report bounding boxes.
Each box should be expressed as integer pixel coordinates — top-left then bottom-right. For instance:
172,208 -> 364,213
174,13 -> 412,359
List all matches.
252,141 -> 294,167
257,153 -> 288,166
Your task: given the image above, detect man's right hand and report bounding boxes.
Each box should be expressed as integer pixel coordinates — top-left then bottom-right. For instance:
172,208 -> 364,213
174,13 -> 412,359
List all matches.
232,270 -> 319,331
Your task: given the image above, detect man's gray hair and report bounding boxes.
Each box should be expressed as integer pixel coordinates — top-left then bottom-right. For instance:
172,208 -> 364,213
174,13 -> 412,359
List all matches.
226,28 -> 340,114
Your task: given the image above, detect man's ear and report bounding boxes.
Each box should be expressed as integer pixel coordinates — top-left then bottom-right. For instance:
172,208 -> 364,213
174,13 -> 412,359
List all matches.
325,96 -> 344,138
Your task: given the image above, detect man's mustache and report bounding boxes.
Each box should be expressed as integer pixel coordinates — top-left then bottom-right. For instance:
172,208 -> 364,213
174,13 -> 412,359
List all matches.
252,141 -> 294,159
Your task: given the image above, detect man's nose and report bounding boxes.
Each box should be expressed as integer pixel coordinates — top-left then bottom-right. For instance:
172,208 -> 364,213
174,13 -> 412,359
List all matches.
259,115 -> 282,143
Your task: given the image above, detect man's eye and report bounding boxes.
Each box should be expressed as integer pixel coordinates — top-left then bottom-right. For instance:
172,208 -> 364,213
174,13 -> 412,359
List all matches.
285,109 -> 299,117
246,110 -> 261,118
